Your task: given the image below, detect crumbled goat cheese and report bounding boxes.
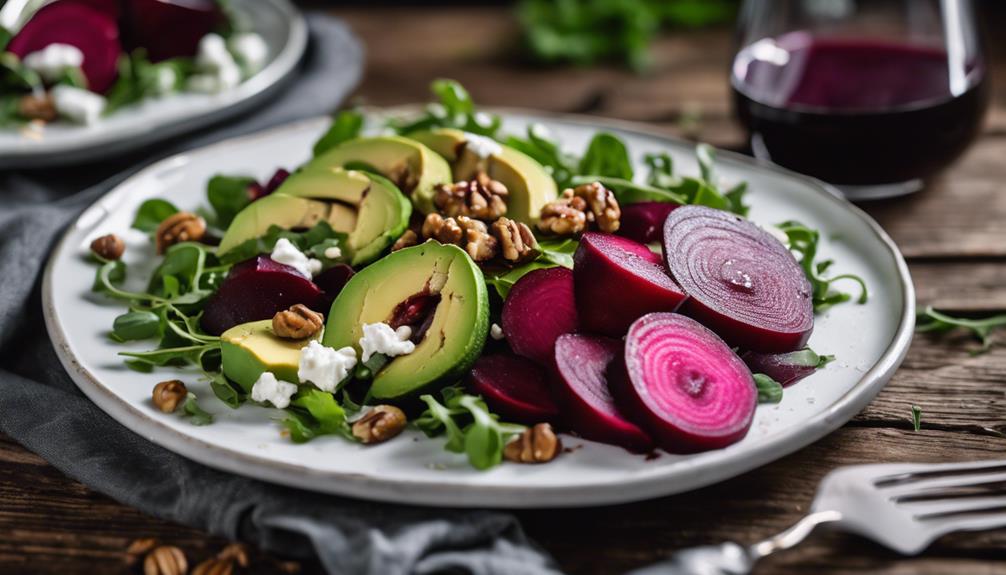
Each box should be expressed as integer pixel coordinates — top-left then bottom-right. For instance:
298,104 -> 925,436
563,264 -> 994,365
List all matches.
324,245 -> 342,260
22,43 -> 84,82
270,238 -> 322,278
530,123 -> 552,140
464,132 -> 502,159
359,323 -> 415,362
51,85 -> 106,125
154,66 -> 178,95
251,372 -> 298,408
490,323 -> 505,341
196,33 -> 233,70
189,33 -> 242,93
473,111 -> 494,128
229,33 -> 269,73
298,341 -> 357,392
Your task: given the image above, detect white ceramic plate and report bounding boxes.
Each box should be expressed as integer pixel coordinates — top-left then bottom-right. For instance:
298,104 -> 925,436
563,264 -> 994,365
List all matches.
0,0 -> 307,169
43,111 -> 915,508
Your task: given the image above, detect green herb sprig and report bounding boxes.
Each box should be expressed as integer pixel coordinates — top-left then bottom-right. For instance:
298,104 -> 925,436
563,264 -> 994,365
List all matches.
776,221 -> 868,314
416,386 -> 525,470
916,306 -> 1006,352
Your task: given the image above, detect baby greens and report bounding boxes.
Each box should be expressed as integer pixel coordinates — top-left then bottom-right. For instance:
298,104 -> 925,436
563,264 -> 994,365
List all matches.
753,374 -> 783,404
916,306 -> 1006,351
416,386 -> 525,470
776,220 -> 868,314
283,388 -> 354,443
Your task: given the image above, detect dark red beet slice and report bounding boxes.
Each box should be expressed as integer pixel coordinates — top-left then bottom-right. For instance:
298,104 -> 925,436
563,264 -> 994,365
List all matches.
8,3 -> 120,93
553,334 -> 653,452
314,263 -> 355,314
121,0 -> 223,61
741,348 -> 828,387
609,313 -> 756,453
574,232 -> 687,336
618,202 -> 679,244
662,205 -> 813,353
467,353 -> 561,425
201,256 -> 323,335
502,267 -> 578,367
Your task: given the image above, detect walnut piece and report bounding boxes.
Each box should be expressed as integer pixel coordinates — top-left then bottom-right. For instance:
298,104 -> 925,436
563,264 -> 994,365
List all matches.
192,557 -> 234,575
155,212 -> 206,254
18,93 -> 56,122
352,405 -> 407,444
491,218 -> 537,264
422,214 -> 500,262
152,380 -> 187,413
144,545 -> 188,575
434,173 -> 509,220
217,543 -> 250,568
391,229 -> 419,252
90,233 -> 125,261
503,423 -> 561,464
537,182 -> 620,235
272,304 -> 323,339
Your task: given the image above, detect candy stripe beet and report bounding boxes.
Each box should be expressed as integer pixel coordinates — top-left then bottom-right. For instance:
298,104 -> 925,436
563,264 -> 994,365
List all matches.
574,233 -> 687,336
502,267 -> 578,367
468,353 -> 561,425
553,334 -> 653,452
610,313 -> 756,453
662,205 -> 813,352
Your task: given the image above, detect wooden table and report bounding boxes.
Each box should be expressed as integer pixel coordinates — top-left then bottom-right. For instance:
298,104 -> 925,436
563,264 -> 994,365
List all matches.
4,8 -> 1006,574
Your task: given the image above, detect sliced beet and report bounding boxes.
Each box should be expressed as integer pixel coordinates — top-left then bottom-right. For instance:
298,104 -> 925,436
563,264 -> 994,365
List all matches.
662,205 -> 813,353
8,3 -> 121,93
501,267 -> 578,367
200,256 -> 323,335
553,334 -> 653,452
121,0 -> 224,61
618,202 -> 679,244
574,232 -> 687,337
314,263 -> 355,314
467,353 -> 560,425
741,348 -> 829,387
609,313 -> 756,453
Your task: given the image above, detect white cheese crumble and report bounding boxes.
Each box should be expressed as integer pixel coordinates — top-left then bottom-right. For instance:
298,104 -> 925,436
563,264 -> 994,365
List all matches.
251,372 -> 298,408
270,238 -> 322,278
51,85 -> 106,125
196,33 -> 233,70
22,43 -> 84,82
324,245 -> 342,260
154,66 -> 178,95
490,323 -> 504,341
529,123 -> 552,141
188,33 -> 242,94
298,340 -> 357,392
229,33 -> 269,73
359,323 -> 415,362
464,132 -> 502,159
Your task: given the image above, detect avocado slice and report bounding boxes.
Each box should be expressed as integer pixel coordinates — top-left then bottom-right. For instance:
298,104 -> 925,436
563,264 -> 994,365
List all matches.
306,135 -> 452,216
409,128 -> 558,226
217,169 -> 411,265
276,168 -> 412,265
217,193 -> 356,255
221,319 -> 319,392
323,241 -> 489,404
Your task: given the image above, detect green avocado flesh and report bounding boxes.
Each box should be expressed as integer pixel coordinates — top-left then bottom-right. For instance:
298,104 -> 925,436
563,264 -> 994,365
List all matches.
221,320 -> 319,392
306,136 -> 452,216
409,128 -> 558,226
217,168 -> 411,265
323,241 -> 489,404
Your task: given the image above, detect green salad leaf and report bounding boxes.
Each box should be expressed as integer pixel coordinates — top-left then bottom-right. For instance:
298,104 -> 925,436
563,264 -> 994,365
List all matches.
916,306 -> 1006,352
776,220 -> 868,314
389,79 -> 501,138
313,108 -> 364,156
484,237 -> 578,299
132,198 -> 180,233
753,373 -> 783,404
416,386 -> 524,470
207,174 -> 256,229
578,132 -> 634,181
181,393 -> 214,426
283,389 -> 354,443
911,404 -> 923,432
218,221 -> 347,266
111,310 -> 162,341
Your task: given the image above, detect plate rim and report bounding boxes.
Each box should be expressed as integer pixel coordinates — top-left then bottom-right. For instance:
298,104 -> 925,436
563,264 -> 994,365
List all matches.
42,110 -> 916,508
0,0 -> 308,168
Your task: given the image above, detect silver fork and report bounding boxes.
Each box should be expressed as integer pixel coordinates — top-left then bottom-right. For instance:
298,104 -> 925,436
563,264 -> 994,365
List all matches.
628,460 -> 1006,575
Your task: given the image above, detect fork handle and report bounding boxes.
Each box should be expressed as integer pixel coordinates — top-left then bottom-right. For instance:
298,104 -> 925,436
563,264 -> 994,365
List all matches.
626,510 -> 843,575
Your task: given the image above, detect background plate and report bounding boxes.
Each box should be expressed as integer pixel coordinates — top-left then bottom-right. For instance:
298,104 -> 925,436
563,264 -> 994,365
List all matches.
0,0 -> 307,169
43,111 -> 915,508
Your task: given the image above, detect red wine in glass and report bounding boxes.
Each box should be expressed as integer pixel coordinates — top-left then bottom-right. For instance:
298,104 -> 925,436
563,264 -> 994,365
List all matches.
732,0 -> 988,199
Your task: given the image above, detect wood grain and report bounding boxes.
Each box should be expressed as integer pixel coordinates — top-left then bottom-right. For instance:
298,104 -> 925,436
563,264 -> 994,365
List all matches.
3,6 -> 1006,575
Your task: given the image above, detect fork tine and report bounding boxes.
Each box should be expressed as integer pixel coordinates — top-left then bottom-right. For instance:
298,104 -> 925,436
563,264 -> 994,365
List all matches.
874,460 -> 1006,488
922,509 -> 1006,539
901,496 -> 1006,518
881,469 -> 1006,498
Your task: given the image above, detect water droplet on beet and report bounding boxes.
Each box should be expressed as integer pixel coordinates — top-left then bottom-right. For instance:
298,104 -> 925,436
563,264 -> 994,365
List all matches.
719,259 -> 755,293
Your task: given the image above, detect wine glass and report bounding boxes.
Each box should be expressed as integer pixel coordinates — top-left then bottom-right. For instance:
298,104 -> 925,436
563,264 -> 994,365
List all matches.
731,0 -> 988,200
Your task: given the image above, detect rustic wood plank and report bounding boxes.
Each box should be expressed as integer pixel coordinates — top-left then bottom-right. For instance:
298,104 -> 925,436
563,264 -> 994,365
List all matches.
911,261 -> 1006,311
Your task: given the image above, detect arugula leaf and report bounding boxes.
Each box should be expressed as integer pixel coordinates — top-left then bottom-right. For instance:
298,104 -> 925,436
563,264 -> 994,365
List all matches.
132,198 -> 179,233
578,132 -> 634,180
911,404 -> 922,432
120,342 -> 220,368
207,174 -> 256,229
389,79 -> 501,138
0,27 -> 11,52
208,372 -> 246,408
112,310 -> 162,341
753,373 -> 783,404
218,222 -> 345,266
181,393 -> 214,425
313,108 -> 364,156
571,175 -> 685,205
283,389 -> 354,443
92,259 -> 127,295
504,124 -> 579,188
916,306 -> 1006,351
483,237 -> 578,298
416,386 -> 524,470
776,220 -> 868,314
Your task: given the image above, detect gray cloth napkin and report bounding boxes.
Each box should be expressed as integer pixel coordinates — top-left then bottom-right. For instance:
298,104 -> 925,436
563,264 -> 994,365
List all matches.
0,14 -> 559,575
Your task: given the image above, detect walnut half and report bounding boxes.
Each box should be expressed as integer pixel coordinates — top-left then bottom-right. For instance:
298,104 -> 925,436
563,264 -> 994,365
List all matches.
537,181 -> 620,236
272,304 -> 324,339
491,218 -> 537,264
434,173 -> 509,220
155,212 -> 206,254
504,423 -> 561,464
